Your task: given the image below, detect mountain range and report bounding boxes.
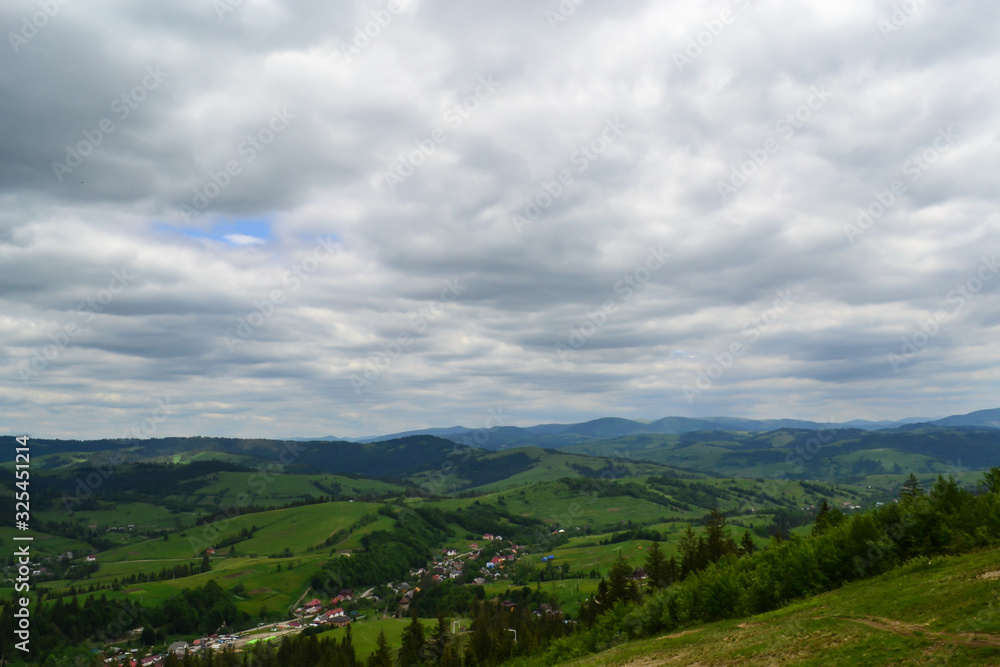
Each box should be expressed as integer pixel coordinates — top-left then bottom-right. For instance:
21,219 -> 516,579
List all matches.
295,407 -> 1000,450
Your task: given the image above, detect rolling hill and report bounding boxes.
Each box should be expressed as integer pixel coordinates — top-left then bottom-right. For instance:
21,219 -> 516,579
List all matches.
556,546 -> 1000,666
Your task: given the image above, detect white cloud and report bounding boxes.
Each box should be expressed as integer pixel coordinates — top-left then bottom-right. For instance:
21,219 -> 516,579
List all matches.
1,0 -> 998,439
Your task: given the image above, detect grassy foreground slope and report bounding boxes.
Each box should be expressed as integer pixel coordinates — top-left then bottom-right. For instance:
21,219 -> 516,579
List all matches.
561,547 -> 1000,666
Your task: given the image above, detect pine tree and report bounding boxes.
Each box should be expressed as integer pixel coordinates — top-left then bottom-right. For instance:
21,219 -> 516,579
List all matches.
643,541 -> 667,589
739,530 -> 756,556
440,642 -> 462,667
342,622 -> 357,665
428,611 -> 449,665
598,553 -> 638,609
901,473 -> 923,500
811,499 -> 844,535
704,508 -> 737,563
397,610 -> 426,666
367,630 -> 393,667
678,526 -> 706,577
664,556 -> 680,585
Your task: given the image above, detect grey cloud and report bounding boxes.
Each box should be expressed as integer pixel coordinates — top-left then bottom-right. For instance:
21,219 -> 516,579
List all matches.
1,0 -> 999,438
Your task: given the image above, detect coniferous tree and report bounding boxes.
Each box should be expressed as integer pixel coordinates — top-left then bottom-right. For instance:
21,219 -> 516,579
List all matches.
678,526 -> 707,577
643,541 -> 667,589
428,611 -> 450,665
398,610 -> 426,667
368,630 -> 394,667
596,553 -> 639,609
739,530 -> 756,556
901,473 -> 923,500
704,508 -> 737,563
342,622 -> 358,667
663,555 -> 680,585
439,641 -> 462,667
812,500 -> 844,535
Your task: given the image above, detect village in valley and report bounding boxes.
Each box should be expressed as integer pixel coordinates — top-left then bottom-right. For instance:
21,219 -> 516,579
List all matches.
99,534 -> 532,666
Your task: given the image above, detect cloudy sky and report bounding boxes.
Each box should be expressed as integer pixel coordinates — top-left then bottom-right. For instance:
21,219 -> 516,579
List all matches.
2,0 -> 998,440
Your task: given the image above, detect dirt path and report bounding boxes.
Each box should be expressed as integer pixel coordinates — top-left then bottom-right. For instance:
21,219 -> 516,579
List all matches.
290,586 -> 312,614
840,616 -> 1000,647
656,628 -> 704,640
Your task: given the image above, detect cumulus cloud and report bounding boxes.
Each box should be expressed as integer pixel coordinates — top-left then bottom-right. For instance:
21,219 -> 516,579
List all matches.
1,0 -> 998,439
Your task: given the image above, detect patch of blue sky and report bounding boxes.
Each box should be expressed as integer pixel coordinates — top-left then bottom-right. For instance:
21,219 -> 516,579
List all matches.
155,218 -> 272,246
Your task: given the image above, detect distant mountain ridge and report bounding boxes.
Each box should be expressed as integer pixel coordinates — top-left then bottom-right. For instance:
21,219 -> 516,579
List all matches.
930,406 -> 1000,429
9,407 -> 1000,487
300,408 -> 995,451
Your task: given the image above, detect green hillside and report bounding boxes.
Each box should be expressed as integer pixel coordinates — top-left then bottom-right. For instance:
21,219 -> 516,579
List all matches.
561,547 -> 1000,666
563,426 -> 1000,481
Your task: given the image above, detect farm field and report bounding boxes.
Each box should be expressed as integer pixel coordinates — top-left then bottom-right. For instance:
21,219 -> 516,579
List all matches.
96,500 -> 381,562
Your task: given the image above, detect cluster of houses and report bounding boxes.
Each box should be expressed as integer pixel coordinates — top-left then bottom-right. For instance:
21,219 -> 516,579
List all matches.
103,632 -> 246,666
102,647 -> 167,666
392,535 -> 528,614
409,550 -> 466,584
294,591 -> 357,627
105,524 -> 136,532
93,534 -> 534,662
